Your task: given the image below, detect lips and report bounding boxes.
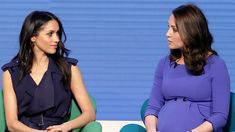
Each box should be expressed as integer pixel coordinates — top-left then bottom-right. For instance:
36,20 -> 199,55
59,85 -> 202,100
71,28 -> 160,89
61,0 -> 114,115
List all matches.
50,45 -> 57,48
168,40 -> 172,44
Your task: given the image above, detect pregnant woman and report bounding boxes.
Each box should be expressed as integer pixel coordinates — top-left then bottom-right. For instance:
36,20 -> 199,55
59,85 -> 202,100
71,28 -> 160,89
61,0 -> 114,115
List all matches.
144,4 -> 230,132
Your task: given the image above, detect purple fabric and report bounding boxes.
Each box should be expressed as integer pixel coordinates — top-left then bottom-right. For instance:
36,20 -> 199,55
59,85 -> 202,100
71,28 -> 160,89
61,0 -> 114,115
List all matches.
144,55 -> 230,132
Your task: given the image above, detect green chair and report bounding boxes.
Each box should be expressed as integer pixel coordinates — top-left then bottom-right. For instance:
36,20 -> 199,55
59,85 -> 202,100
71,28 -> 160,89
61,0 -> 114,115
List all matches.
70,95 -> 102,132
0,90 -> 102,132
120,92 -> 235,132
0,90 -> 6,131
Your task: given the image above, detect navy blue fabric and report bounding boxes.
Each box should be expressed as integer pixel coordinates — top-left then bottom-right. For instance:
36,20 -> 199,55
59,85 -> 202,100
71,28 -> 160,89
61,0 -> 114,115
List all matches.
1,57 -> 78,130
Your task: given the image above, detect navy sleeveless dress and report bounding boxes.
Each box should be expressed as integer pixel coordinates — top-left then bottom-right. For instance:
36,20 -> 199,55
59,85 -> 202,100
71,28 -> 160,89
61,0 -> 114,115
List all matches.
2,57 -> 78,130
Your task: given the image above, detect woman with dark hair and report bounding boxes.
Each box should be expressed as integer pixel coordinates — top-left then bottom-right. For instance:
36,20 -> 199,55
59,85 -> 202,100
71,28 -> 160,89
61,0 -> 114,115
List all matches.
144,4 -> 230,132
2,11 -> 95,131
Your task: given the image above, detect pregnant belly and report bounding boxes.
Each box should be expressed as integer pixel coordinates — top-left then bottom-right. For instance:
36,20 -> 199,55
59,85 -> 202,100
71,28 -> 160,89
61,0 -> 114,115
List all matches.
158,99 -> 210,132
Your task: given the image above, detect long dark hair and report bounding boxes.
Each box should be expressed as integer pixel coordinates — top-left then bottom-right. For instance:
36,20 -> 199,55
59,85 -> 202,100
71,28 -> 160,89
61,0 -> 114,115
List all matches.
170,4 -> 217,75
14,11 -> 71,86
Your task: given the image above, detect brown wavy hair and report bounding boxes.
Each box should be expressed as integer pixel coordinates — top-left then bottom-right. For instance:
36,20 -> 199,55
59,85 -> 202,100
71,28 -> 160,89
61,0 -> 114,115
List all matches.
170,4 -> 217,75
13,11 -> 71,86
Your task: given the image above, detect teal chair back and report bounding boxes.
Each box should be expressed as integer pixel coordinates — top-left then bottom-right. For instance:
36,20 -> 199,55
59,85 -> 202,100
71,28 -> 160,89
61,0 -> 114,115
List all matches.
140,99 -> 149,121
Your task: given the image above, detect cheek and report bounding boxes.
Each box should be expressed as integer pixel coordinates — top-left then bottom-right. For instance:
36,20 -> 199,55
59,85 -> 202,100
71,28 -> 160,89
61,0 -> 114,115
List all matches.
37,37 -> 50,45
174,36 -> 183,46
176,38 -> 183,44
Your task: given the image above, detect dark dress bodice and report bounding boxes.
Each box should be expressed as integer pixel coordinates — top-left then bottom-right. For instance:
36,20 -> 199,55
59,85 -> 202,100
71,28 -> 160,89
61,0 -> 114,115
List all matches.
2,57 -> 78,130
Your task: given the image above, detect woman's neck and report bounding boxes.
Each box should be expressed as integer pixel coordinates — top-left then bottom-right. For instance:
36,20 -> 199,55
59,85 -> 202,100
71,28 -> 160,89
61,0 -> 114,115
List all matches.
33,53 -> 49,69
176,56 -> 184,64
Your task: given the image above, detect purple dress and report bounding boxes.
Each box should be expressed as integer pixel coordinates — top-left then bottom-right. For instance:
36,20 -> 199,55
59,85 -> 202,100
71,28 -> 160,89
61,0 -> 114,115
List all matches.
144,55 -> 230,132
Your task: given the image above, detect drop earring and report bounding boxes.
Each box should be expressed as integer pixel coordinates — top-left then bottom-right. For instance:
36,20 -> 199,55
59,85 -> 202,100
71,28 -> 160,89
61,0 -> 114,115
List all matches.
31,41 -> 35,46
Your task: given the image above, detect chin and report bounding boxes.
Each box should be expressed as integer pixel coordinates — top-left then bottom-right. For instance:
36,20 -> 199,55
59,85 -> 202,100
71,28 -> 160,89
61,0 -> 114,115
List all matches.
46,50 -> 57,54
169,46 -> 176,49
169,45 -> 181,50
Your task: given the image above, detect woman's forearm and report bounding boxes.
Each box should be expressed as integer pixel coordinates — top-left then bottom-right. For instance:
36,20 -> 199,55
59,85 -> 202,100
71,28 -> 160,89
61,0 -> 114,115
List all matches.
7,120 -> 44,132
63,110 -> 96,131
145,115 -> 158,132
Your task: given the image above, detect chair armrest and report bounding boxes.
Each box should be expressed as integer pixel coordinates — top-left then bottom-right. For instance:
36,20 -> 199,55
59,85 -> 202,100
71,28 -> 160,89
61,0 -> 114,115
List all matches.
120,124 -> 146,132
79,121 -> 102,132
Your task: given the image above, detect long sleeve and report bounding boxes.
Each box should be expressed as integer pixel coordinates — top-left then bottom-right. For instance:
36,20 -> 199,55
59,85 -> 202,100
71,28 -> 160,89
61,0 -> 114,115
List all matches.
206,58 -> 230,131
144,57 -> 166,119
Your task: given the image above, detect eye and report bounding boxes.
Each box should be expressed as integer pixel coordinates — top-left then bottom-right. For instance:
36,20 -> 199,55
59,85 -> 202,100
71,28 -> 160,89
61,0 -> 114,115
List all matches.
172,27 -> 178,32
47,32 -> 53,37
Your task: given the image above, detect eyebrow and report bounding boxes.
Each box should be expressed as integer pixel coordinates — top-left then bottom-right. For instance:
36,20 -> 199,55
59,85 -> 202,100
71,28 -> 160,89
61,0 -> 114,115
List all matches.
46,29 -> 59,32
168,24 -> 177,28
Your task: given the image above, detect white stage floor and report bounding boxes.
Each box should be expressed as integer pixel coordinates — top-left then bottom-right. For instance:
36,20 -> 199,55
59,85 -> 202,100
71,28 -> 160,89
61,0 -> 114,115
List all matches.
98,120 -> 145,132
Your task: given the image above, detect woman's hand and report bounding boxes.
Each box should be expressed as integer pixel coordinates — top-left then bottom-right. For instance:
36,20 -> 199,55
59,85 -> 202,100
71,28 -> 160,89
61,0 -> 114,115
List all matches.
46,123 -> 71,132
145,115 -> 158,132
190,121 -> 213,132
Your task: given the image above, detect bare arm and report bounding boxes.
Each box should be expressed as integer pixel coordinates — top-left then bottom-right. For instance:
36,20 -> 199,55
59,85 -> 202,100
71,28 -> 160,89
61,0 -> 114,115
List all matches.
47,65 -> 95,131
145,115 -> 158,132
2,70 -> 45,132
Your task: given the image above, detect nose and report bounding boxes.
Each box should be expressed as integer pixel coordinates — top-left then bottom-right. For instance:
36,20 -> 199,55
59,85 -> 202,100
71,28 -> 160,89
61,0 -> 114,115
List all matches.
166,28 -> 171,38
53,34 -> 60,43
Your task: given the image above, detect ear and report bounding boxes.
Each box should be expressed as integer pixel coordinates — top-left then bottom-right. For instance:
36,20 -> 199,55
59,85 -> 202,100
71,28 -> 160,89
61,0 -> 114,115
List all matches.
31,36 -> 37,42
